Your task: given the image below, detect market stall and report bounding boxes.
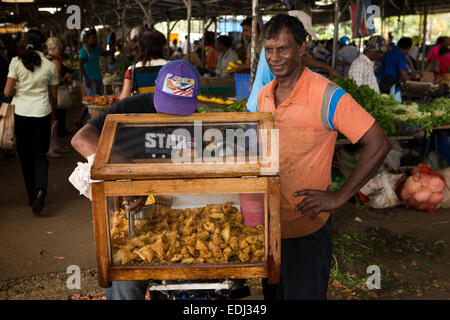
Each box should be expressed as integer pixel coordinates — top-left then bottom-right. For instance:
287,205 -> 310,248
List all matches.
89,112 -> 281,287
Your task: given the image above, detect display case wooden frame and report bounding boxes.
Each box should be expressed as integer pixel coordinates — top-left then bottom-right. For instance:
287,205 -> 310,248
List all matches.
90,112 -> 280,288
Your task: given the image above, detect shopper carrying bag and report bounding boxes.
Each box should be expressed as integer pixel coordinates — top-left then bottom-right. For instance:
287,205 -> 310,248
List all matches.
0,99 -> 14,150
4,30 -> 59,215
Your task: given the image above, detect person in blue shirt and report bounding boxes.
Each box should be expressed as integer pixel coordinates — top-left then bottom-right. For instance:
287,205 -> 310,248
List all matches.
376,37 -> 411,97
77,29 -> 116,126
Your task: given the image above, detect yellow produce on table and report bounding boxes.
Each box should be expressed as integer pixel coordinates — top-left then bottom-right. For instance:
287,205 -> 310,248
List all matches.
198,95 -> 234,105
226,60 -> 243,71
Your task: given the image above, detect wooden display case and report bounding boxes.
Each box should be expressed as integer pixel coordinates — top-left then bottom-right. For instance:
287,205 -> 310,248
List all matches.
90,112 -> 280,288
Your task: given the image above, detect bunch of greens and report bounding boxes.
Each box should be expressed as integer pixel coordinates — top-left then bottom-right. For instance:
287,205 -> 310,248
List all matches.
333,78 -> 398,135
224,99 -> 247,112
197,99 -> 247,113
333,78 -> 450,138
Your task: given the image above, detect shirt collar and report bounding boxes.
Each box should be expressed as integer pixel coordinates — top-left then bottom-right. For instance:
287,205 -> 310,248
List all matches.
265,66 -> 312,108
360,53 -> 375,67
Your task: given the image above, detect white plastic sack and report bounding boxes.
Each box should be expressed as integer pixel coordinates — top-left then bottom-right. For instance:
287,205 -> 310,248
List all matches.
437,167 -> 450,208
359,172 -> 405,209
68,153 -> 100,200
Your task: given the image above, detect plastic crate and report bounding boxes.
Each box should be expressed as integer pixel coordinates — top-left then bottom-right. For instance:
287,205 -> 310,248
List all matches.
436,132 -> 450,165
234,73 -> 251,100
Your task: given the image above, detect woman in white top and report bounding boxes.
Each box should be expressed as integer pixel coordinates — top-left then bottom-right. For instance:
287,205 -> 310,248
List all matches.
119,28 -> 168,99
4,30 -> 58,215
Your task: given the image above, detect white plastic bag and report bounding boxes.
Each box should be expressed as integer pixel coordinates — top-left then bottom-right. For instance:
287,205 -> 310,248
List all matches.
68,153 -> 100,200
437,167 -> 450,208
359,172 -> 405,209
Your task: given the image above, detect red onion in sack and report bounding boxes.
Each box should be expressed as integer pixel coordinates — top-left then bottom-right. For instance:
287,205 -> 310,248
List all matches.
413,189 -> 431,202
428,175 -> 445,193
429,192 -> 444,205
399,164 -> 445,214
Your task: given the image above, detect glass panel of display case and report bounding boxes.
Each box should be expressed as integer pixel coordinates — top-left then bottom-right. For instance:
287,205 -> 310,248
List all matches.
107,121 -> 261,165
107,193 -> 266,267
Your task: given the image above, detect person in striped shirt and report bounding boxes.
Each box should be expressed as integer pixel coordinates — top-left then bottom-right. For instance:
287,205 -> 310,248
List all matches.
349,35 -> 387,94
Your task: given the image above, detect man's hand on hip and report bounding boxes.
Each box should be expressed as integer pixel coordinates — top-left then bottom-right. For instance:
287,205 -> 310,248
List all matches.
293,189 -> 345,219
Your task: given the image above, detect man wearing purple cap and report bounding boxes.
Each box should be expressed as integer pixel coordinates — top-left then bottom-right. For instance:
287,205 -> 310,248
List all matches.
71,60 -> 201,300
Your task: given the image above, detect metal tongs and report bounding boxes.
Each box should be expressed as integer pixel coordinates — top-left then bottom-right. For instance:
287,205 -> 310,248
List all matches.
124,201 -> 156,239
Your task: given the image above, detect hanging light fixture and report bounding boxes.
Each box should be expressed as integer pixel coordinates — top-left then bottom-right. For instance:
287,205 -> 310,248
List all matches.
1,0 -> 35,3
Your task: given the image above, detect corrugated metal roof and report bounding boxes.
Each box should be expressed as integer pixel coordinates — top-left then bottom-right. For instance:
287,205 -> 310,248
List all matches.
0,0 -> 448,30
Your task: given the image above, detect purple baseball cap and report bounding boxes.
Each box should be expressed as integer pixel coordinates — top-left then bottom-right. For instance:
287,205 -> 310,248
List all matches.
154,60 -> 201,116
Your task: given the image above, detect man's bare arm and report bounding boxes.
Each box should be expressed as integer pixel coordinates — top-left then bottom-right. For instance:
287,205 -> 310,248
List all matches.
303,55 -> 342,79
71,123 -> 101,159
294,122 -> 391,218
71,123 -> 146,212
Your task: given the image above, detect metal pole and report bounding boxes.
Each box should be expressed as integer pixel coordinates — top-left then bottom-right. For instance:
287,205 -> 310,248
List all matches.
121,8 -> 127,76
420,3 -> 427,74
331,0 -> 339,69
214,17 -> 217,57
201,18 -> 206,69
135,0 -> 151,26
381,0 -> 385,37
185,0 -> 192,62
250,0 -> 258,84
167,18 -> 171,59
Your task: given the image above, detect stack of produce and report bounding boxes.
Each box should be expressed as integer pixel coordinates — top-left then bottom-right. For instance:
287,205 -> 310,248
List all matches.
197,96 -> 247,113
197,95 -> 234,105
102,71 -> 122,84
226,60 -> 243,72
82,95 -> 119,106
399,164 -> 446,214
333,78 -> 450,137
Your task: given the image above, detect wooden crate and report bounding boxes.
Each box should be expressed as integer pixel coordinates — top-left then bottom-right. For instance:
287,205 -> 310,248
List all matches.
90,112 -> 280,288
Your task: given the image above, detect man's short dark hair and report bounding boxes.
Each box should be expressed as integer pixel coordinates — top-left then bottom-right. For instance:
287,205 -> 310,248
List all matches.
241,17 -> 260,32
436,36 -> 445,45
264,14 -> 307,46
241,17 -> 252,27
83,29 -> 97,43
397,37 -> 412,49
217,35 -> 232,49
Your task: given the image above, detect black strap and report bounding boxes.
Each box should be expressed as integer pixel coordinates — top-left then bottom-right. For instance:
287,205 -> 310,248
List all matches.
131,64 -> 138,95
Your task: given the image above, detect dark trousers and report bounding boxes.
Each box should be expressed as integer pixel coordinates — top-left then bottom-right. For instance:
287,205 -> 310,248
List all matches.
14,114 -> 51,203
55,109 -> 67,134
263,217 -> 333,300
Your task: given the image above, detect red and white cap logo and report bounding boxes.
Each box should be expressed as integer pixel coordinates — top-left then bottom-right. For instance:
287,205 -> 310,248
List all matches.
162,73 -> 195,97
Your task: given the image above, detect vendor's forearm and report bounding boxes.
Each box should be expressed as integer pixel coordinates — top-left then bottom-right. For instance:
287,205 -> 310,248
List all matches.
335,123 -> 391,203
71,123 -> 134,164
71,123 -> 100,159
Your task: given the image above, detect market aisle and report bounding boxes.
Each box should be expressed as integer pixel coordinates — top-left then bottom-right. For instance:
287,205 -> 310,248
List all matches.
0,106 -> 96,281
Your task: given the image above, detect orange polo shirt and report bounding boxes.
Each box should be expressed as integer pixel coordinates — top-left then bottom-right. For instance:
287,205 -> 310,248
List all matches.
258,67 -> 375,238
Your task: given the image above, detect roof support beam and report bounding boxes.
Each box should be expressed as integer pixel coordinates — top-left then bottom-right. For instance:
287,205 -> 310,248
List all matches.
250,0 -> 258,84
182,0 -> 192,62
420,2 -> 427,74
331,0 -> 339,70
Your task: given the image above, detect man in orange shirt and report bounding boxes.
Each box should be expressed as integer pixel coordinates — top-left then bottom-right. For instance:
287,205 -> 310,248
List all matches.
258,14 -> 391,299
